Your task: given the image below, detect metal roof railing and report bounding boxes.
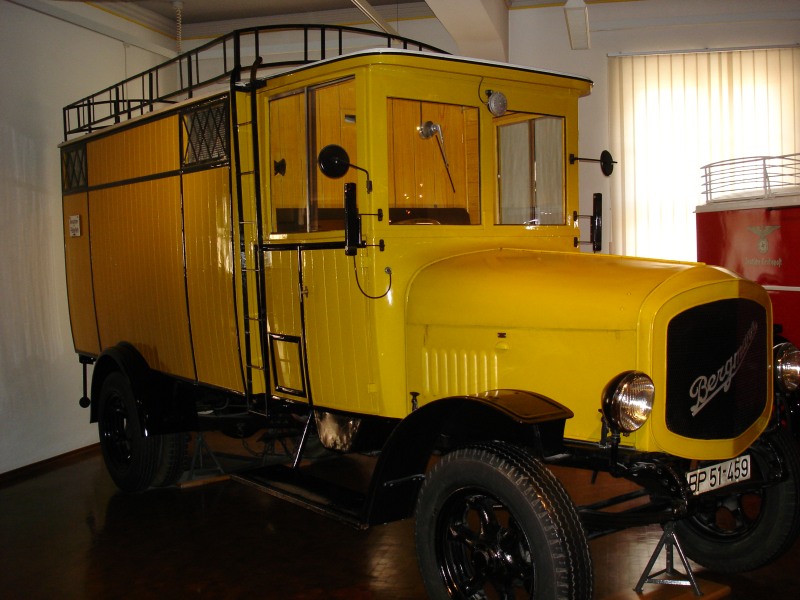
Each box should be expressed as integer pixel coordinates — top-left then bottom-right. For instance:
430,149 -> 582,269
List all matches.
62,24 -> 446,140
701,153 -> 800,203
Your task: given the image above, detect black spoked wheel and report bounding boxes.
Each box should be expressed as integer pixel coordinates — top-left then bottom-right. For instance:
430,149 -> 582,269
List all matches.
676,429 -> 800,573
415,442 -> 592,600
438,488 -> 535,598
97,371 -> 161,492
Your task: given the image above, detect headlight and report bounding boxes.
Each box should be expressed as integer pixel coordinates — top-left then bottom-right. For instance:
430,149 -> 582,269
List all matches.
602,371 -> 655,433
775,342 -> 800,392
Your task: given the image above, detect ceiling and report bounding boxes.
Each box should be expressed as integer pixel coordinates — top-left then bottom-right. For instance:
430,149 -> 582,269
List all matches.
124,0 -> 559,60
46,1 -> 608,60
137,0 -> 431,24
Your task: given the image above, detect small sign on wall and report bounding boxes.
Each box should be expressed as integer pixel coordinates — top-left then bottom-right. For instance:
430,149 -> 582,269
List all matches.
69,215 -> 81,237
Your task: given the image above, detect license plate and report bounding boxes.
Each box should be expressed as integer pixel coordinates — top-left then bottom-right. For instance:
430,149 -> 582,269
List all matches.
686,455 -> 751,495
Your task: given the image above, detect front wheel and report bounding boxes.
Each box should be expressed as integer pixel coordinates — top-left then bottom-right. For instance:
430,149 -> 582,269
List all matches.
414,441 -> 592,599
675,429 -> 800,572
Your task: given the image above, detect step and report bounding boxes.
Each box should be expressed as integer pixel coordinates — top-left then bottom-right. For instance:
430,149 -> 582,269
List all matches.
233,462 -> 368,529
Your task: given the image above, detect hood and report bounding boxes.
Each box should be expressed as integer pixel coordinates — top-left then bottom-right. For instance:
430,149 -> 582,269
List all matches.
406,248 -> 732,332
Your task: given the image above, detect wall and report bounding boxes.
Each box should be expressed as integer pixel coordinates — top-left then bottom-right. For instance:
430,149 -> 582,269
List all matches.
0,1 -> 165,473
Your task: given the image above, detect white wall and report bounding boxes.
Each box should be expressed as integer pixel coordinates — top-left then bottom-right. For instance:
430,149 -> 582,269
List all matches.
0,0 -> 797,473
0,1 -> 164,473
508,0 -> 800,252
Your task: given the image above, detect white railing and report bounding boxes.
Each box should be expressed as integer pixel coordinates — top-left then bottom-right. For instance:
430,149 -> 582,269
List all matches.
701,153 -> 800,203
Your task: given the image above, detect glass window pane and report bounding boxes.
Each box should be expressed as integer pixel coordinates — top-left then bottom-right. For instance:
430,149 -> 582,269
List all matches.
388,99 -> 480,225
310,79 -> 356,231
496,115 -> 564,225
270,91 -> 308,233
269,78 -> 356,234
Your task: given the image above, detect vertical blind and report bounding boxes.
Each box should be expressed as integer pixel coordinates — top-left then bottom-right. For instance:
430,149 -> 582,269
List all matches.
609,48 -> 800,260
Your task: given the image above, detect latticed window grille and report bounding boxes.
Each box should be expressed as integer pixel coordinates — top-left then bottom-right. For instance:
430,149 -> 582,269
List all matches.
61,144 -> 87,193
183,101 -> 229,166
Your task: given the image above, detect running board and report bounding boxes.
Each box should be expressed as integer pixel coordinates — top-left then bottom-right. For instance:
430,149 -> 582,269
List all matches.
232,464 -> 369,529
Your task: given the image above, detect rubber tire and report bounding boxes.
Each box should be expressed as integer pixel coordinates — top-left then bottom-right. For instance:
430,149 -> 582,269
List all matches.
415,441 -> 593,600
675,429 -> 800,573
97,371 -> 161,492
152,432 -> 189,488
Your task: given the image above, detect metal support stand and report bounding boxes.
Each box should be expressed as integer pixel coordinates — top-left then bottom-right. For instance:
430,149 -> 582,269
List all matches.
635,521 -> 703,596
292,413 -> 314,469
188,431 -> 225,479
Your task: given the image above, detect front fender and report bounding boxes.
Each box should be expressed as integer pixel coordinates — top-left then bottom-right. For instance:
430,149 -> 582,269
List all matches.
364,389 -> 572,525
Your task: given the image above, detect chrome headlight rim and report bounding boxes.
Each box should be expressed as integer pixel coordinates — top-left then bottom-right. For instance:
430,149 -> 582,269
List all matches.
775,342 -> 800,393
602,370 -> 655,434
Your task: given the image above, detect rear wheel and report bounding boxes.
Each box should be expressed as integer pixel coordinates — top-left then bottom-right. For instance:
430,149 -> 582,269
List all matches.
415,441 -> 592,599
676,429 -> 800,572
97,371 -> 187,491
152,431 -> 188,488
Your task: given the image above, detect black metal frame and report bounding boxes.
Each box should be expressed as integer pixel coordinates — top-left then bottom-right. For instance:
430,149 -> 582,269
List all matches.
62,24 -> 447,140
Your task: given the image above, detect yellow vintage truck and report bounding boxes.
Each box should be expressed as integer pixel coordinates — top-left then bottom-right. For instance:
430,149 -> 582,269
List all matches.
61,25 -> 800,599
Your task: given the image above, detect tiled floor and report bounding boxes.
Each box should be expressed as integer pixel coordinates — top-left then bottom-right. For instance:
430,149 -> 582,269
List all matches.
1,433 -> 798,599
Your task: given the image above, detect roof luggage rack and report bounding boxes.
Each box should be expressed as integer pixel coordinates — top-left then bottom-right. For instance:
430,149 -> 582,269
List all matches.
62,24 -> 446,140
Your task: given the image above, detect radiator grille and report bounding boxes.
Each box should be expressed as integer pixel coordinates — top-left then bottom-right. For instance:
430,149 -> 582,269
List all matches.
666,299 -> 767,439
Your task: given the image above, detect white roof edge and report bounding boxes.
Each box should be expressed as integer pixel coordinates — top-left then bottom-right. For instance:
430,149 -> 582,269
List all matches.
262,48 -> 594,86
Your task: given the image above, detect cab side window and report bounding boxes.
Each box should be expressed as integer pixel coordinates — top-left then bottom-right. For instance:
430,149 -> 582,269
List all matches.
269,78 -> 356,233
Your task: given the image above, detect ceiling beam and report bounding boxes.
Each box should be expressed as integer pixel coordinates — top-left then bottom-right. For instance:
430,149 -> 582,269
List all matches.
425,0 -> 509,61
350,0 -> 399,35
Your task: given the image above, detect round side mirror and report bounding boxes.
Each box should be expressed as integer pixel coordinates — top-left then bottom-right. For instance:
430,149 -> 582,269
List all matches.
318,144 -> 351,179
600,150 -> 615,176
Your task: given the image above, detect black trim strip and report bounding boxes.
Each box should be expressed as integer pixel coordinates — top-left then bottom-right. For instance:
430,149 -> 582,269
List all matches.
83,159 -> 231,194
177,114 -> 199,383
85,168 -> 182,193
262,241 -> 346,252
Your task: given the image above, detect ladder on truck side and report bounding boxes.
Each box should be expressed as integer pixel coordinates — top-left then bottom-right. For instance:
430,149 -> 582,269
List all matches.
231,64 -> 269,413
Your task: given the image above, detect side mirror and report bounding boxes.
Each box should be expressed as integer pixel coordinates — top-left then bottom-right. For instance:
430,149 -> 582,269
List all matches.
318,144 -> 372,192
318,144 -> 351,179
569,150 -> 617,176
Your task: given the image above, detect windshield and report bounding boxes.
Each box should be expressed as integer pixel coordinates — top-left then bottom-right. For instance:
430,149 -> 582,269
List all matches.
387,98 -> 480,225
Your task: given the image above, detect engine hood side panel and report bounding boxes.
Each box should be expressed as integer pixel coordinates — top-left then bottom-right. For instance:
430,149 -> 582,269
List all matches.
405,249 -> 771,453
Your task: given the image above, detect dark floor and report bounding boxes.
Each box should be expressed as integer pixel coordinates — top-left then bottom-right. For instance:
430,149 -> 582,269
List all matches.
1,433 -> 799,599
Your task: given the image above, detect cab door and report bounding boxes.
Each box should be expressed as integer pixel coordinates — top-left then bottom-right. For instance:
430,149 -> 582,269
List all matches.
263,77 -> 376,412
